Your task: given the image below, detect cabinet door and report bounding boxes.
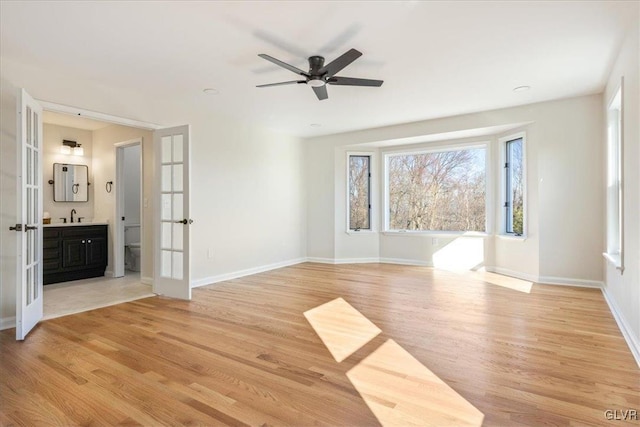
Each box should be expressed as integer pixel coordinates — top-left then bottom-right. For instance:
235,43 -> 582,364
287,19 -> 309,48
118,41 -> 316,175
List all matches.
86,236 -> 107,267
62,239 -> 86,268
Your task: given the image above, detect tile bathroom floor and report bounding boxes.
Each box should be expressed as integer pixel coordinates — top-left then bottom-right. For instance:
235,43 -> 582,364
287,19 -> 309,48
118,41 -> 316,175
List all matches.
43,271 -> 154,320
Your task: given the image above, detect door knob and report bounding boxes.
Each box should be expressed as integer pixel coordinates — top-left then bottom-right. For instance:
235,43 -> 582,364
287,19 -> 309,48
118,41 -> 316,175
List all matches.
24,225 -> 37,231
174,219 -> 194,225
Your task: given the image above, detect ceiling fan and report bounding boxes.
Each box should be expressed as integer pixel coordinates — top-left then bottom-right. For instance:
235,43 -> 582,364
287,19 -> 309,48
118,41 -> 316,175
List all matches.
256,48 -> 383,101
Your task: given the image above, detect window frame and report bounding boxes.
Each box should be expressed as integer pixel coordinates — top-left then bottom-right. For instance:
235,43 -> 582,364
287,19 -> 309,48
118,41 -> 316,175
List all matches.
604,78 -> 624,273
501,133 -> 526,237
347,152 -> 373,232
382,140 -> 490,234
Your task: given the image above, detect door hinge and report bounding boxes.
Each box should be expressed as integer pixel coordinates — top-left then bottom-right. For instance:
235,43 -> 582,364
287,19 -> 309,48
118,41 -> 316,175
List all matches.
504,162 -> 509,168
504,202 -> 509,208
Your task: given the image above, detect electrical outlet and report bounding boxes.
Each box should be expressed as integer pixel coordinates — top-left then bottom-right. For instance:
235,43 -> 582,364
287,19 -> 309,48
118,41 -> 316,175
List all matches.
432,238 -> 439,246
207,248 -> 214,259
144,197 -> 149,208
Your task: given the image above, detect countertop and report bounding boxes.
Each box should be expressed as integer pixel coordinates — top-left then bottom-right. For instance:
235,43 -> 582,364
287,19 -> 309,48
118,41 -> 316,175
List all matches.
43,222 -> 108,228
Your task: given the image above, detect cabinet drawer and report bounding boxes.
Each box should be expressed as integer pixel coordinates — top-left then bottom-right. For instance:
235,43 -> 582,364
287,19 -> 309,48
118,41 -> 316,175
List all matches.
43,228 -> 61,239
62,226 -> 106,238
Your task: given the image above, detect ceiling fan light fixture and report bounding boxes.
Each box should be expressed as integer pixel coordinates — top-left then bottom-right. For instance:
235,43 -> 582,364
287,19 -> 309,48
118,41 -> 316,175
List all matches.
307,79 -> 326,88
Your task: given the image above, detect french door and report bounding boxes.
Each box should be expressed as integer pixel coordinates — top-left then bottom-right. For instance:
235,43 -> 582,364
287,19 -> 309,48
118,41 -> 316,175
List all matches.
153,125 -> 192,300
15,89 -> 43,340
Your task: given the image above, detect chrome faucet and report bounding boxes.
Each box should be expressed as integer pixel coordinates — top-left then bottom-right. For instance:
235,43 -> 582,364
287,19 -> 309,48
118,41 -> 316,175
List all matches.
70,209 -> 77,223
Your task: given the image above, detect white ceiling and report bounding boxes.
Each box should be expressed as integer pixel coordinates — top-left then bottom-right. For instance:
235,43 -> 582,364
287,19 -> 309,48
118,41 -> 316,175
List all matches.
1,1 -> 635,138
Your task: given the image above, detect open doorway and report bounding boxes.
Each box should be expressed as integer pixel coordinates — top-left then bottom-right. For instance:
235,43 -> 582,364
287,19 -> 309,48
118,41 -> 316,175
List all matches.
40,111 -> 154,320
113,139 -> 143,280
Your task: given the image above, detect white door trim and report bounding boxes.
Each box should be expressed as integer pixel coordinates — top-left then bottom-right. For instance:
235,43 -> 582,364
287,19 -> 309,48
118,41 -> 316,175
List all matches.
37,100 -> 162,130
114,138 -> 143,278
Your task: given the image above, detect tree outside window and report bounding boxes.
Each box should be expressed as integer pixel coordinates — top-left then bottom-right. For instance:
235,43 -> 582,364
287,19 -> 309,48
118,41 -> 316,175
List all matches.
505,138 -> 524,235
387,147 -> 486,232
349,155 -> 371,230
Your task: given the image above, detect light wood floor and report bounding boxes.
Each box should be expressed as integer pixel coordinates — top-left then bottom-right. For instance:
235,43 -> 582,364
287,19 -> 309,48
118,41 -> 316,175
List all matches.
1,263 -> 638,426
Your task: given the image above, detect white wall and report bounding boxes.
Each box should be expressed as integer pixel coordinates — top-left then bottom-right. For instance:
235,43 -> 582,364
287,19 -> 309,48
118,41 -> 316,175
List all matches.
123,144 -> 141,226
602,15 -> 640,362
42,123 -> 94,223
188,115 -> 306,283
305,94 -> 605,285
0,78 -> 18,327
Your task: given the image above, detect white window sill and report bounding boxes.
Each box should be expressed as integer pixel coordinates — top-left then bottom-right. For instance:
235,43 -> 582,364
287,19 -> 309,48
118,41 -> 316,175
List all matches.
602,252 -> 623,270
382,231 -> 489,238
346,229 -> 377,235
496,234 -> 527,241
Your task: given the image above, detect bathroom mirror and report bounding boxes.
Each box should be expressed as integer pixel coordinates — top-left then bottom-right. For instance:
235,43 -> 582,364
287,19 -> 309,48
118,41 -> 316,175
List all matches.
52,163 -> 89,202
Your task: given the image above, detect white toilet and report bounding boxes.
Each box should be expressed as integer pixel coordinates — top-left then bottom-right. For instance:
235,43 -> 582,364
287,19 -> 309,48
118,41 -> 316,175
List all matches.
124,225 -> 141,272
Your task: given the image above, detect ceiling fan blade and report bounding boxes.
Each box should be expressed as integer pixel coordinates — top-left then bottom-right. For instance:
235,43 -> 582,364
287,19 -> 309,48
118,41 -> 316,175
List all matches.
327,77 -> 384,87
258,54 -> 309,77
256,80 -> 306,88
313,85 -> 328,101
318,48 -> 362,78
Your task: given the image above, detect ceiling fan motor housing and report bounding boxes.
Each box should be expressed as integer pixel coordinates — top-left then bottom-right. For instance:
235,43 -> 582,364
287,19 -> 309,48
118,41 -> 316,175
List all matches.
308,56 -> 325,74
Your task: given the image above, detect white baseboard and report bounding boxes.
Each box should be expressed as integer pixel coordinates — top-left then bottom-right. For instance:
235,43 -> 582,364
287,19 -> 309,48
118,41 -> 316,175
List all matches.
0,316 -> 16,331
537,275 -> 603,288
104,269 -> 114,278
484,266 -> 604,288
141,276 -> 153,285
602,287 -> 640,368
484,266 -> 539,283
333,257 -> 380,264
307,257 -> 431,266
191,257 -> 307,288
306,257 -> 337,264
379,257 -> 432,266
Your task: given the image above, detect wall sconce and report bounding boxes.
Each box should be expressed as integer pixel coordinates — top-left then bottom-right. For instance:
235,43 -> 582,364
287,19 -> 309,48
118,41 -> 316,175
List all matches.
61,139 -> 83,156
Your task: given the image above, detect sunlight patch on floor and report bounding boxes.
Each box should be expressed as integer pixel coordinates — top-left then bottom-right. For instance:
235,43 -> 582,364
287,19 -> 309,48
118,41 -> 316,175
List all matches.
305,298 -> 484,426
304,297 -> 381,362
347,339 -> 484,426
433,237 -> 484,273
432,237 -> 532,293
470,268 -> 533,293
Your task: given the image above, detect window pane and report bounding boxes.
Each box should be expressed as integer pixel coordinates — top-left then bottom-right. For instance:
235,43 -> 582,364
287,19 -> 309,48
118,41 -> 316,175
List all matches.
161,136 -> 172,163
506,138 -> 524,235
173,135 -> 183,162
161,250 -> 172,278
349,156 -> 370,230
388,148 -> 486,231
172,164 -> 183,192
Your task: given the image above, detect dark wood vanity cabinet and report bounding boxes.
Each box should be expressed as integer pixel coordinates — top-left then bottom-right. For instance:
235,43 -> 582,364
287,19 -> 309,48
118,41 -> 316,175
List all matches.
43,225 -> 108,285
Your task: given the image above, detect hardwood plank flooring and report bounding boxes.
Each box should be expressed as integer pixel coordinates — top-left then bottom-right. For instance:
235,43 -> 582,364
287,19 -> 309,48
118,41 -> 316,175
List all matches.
1,263 -> 638,426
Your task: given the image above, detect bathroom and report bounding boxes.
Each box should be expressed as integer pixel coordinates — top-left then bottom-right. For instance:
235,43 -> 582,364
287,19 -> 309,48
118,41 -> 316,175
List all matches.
41,112 -> 154,318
